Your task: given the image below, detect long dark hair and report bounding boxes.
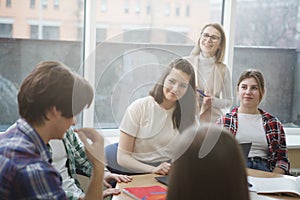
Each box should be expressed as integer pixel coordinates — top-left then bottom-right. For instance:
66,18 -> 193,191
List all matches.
149,58 -> 196,132
167,125 -> 250,200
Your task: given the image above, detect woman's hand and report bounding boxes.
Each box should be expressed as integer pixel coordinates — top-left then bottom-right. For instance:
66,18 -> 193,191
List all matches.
202,92 -> 213,107
151,162 -> 171,175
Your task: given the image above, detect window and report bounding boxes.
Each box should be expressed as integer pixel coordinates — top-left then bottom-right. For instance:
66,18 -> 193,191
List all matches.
175,4 -> 180,16
164,3 -> 170,16
77,0 -> 83,9
30,25 -> 38,39
96,28 -> 107,42
30,26 -> 60,41
124,0 -> 129,13
54,0 -> 59,9
30,0 -> 35,8
186,4 -> 190,17
29,20 -> 61,40
0,0 -> 84,131
42,0 -> 48,8
231,0 -> 299,127
0,24 -> 12,37
146,1 -> 151,15
135,0 -> 141,14
101,0 -> 107,12
6,0 -> 11,7
4,0 -> 298,135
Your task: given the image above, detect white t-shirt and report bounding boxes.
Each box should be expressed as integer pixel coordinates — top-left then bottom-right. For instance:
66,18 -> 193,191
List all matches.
49,140 -> 84,196
119,96 -> 181,163
236,113 -> 268,158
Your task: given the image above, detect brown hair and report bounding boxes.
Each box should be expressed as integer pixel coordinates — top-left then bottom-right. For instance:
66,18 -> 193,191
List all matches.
167,125 -> 250,200
149,58 -> 196,132
237,69 -> 265,103
191,23 -> 226,63
18,61 -> 93,125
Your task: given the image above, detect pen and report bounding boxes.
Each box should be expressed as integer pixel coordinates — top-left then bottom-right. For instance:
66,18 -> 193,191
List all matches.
197,89 -> 207,97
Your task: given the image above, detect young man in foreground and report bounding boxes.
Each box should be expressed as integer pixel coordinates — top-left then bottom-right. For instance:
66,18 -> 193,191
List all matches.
0,61 -> 104,199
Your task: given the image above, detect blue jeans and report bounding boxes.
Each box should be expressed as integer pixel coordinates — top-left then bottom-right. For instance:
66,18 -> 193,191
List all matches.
247,157 -> 271,172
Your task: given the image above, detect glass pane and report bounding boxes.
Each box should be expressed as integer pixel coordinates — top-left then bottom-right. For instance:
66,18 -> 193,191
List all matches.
94,0 -> 224,128
0,0 -> 84,131
233,0 -> 300,127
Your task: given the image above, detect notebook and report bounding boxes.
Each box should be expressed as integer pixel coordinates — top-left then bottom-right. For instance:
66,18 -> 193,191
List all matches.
240,142 -> 252,161
155,176 -> 169,186
123,185 -> 167,200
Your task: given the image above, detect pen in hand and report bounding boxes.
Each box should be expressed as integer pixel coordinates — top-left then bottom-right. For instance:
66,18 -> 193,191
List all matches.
197,89 -> 207,97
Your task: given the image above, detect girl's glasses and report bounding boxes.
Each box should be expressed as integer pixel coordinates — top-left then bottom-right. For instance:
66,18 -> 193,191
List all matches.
201,33 -> 220,42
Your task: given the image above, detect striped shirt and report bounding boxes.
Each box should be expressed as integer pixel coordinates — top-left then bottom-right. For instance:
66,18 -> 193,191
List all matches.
60,129 -> 93,199
0,118 -> 67,199
217,107 -> 290,174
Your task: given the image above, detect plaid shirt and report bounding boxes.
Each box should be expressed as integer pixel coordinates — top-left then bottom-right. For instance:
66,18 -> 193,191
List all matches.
0,118 -> 67,199
217,107 -> 290,174
60,129 -> 93,200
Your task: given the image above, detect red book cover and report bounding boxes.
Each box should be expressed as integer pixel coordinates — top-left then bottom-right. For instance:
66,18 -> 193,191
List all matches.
123,185 -> 167,200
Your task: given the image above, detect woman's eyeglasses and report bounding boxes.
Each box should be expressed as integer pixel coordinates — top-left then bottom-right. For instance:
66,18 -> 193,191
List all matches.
201,33 -> 220,42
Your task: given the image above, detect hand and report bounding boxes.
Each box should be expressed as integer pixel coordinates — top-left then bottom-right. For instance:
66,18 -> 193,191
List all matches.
202,92 -> 213,107
76,128 -> 104,166
103,188 -> 121,198
151,162 -> 171,175
103,172 -> 132,188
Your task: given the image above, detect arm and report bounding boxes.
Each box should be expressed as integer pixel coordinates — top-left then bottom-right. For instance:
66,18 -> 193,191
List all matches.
77,128 -> 105,200
212,67 -> 233,109
70,131 -> 92,176
117,131 -> 170,175
274,122 -> 290,174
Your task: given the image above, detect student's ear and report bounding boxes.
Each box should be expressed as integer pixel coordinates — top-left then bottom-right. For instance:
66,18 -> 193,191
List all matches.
46,106 -> 61,119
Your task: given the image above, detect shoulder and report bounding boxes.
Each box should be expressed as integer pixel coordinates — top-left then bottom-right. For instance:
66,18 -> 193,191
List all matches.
184,55 -> 198,64
129,96 -> 155,108
222,107 -> 238,120
215,62 -> 229,73
261,109 -> 282,123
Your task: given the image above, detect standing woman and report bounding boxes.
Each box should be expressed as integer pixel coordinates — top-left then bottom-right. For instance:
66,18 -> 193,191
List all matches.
186,23 -> 232,123
217,69 -> 290,174
117,58 -> 197,175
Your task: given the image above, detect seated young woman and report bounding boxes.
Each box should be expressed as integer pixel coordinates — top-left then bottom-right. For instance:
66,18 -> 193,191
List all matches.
217,69 -> 290,174
117,58 -> 197,175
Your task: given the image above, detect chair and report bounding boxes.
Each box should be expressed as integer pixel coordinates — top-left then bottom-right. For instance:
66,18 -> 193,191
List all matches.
105,142 -> 143,175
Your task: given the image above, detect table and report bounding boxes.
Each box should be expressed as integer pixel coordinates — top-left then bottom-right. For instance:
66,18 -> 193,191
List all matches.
112,169 -> 298,200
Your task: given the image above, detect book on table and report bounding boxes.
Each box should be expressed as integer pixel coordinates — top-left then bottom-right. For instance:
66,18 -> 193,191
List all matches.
248,175 -> 300,197
123,185 -> 167,200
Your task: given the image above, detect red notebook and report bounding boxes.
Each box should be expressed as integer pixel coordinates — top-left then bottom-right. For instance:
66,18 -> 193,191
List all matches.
123,185 -> 167,200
